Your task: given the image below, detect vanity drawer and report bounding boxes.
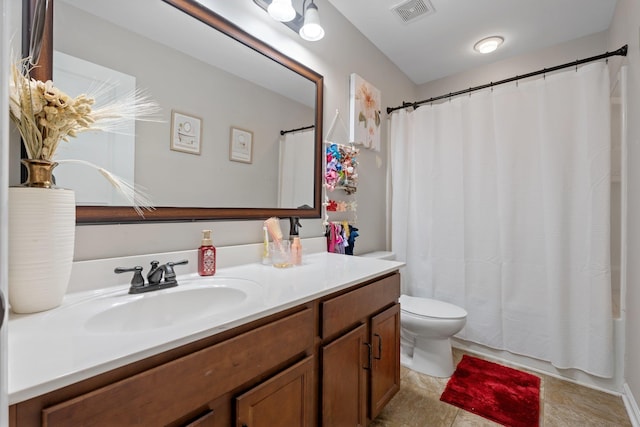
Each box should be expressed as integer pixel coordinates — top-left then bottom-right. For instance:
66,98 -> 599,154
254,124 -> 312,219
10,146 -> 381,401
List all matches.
321,273 -> 400,339
41,308 -> 314,427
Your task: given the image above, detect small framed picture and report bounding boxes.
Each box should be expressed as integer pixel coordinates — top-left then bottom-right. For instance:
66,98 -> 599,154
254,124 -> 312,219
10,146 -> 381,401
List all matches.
170,110 -> 202,155
229,127 -> 253,164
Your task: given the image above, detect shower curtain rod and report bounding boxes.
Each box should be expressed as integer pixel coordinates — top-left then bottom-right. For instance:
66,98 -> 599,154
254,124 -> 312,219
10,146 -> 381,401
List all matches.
280,124 -> 315,135
386,44 -> 628,114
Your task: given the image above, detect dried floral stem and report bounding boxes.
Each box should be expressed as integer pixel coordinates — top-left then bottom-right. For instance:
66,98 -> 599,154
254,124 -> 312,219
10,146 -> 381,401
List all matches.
56,159 -> 154,217
9,54 -> 162,216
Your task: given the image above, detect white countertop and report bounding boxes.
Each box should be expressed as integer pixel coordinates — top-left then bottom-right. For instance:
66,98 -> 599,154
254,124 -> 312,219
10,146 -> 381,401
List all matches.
8,252 -> 403,404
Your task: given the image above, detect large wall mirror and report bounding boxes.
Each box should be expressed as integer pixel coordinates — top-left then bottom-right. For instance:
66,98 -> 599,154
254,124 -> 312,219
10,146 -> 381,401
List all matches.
25,0 -> 323,223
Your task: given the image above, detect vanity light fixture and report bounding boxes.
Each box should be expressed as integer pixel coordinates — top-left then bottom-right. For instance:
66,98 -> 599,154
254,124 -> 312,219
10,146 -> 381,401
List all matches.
474,36 -> 504,54
268,0 -> 296,22
254,0 -> 325,41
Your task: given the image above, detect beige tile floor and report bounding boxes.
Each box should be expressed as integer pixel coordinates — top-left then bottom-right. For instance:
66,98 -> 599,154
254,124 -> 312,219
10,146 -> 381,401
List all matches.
371,349 -> 632,427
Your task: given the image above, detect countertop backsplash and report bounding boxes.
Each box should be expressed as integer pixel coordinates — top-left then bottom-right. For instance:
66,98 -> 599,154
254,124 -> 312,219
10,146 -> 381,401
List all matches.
67,237 -> 328,294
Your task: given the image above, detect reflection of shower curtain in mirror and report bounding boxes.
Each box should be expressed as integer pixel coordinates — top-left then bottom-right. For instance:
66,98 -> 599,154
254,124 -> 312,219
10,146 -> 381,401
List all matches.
278,129 -> 315,208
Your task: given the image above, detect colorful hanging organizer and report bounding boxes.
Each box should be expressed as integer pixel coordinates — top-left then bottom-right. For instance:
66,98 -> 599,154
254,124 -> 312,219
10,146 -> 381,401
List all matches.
323,110 -> 359,254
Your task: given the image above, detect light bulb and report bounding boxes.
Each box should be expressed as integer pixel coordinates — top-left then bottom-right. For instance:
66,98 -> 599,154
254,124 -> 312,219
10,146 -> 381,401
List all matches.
268,0 -> 296,22
474,36 -> 504,54
299,3 -> 325,41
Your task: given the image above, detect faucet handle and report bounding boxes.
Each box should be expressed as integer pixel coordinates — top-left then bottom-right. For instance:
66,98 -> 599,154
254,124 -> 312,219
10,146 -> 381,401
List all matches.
114,266 -> 145,289
163,259 -> 189,281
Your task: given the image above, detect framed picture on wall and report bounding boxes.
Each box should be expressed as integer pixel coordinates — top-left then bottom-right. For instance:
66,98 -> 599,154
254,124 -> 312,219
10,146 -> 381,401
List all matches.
349,73 -> 382,152
170,110 -> 202,155
229,127 -> 253,164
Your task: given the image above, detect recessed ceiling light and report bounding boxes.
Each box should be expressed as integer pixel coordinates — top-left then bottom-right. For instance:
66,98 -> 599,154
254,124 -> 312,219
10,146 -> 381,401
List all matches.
474,36 -> 504,54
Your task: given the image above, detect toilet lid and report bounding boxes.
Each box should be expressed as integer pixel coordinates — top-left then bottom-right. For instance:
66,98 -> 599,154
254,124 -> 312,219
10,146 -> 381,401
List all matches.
400,295 -> 467,319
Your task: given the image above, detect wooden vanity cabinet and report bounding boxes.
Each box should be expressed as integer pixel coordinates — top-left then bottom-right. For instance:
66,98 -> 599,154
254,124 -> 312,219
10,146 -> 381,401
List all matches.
11,307 -> 316,427
321,272 -> 401,426
9,271 -> 401,427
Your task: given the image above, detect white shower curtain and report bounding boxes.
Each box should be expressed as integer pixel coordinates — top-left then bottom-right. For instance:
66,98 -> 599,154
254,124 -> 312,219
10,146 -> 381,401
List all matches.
278,129 -> 315,208
390,62 -> 613,377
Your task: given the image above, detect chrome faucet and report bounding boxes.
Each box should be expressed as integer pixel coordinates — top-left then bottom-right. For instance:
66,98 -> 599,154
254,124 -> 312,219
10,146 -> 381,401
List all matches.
115,260 -> 189,294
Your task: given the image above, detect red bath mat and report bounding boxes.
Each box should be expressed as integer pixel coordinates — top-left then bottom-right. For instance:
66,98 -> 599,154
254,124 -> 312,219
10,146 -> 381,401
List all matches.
440,355 -> 540,427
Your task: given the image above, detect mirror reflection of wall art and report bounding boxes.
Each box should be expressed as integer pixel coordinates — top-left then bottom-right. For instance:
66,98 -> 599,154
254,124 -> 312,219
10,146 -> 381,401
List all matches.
229,127 -> 253,164
349,73 -> 381,152
171,110 -> 202,155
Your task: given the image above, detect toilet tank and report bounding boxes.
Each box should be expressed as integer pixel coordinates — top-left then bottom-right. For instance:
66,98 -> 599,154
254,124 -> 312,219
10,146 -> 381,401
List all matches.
360,251 -> 396,261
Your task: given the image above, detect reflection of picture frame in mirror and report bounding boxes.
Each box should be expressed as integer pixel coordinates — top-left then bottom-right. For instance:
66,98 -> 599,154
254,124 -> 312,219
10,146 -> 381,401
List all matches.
229,127 -> 253,164
170,110 -> 202,155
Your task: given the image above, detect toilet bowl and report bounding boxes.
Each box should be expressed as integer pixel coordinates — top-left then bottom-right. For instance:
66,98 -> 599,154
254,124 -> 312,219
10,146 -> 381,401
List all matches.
399,294 -> 467,378
359,251 -> 468,378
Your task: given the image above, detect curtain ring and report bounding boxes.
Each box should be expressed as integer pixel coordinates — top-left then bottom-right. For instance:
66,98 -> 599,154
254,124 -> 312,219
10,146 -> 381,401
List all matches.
575,59 -> 579,72
515,76 -> 519,87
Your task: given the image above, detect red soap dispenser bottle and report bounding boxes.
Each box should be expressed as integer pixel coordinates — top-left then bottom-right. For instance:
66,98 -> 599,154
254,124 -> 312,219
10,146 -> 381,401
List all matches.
198,229 -> 216,276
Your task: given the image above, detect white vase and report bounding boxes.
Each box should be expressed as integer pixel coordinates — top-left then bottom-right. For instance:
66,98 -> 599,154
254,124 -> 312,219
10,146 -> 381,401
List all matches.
8,187 -> 76,313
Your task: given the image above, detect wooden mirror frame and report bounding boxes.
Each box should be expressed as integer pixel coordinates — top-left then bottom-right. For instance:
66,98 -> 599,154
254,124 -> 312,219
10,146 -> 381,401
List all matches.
24,0 -> 324,224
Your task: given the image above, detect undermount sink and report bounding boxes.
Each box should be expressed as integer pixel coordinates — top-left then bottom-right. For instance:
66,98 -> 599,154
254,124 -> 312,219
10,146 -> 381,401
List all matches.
84,277 -> 262,333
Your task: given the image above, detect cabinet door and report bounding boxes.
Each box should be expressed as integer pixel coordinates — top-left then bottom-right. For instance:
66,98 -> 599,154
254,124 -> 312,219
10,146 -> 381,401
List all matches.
370,304 -> 401,419
236,356 -> 315,427
322,323 -> 368,427
183,409 -> 217,427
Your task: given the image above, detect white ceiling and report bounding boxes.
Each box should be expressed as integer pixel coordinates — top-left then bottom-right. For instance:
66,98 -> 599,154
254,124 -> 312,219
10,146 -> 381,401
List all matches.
327,0 -> 618,85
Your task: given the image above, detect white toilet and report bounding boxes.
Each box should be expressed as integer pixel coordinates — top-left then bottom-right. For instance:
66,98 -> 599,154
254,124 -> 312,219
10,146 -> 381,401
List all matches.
399,294 -> 467,377
360,251 -> 468,378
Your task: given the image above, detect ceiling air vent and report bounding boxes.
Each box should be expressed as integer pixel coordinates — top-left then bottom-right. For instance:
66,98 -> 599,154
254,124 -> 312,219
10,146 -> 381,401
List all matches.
391,0 -> 435,24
